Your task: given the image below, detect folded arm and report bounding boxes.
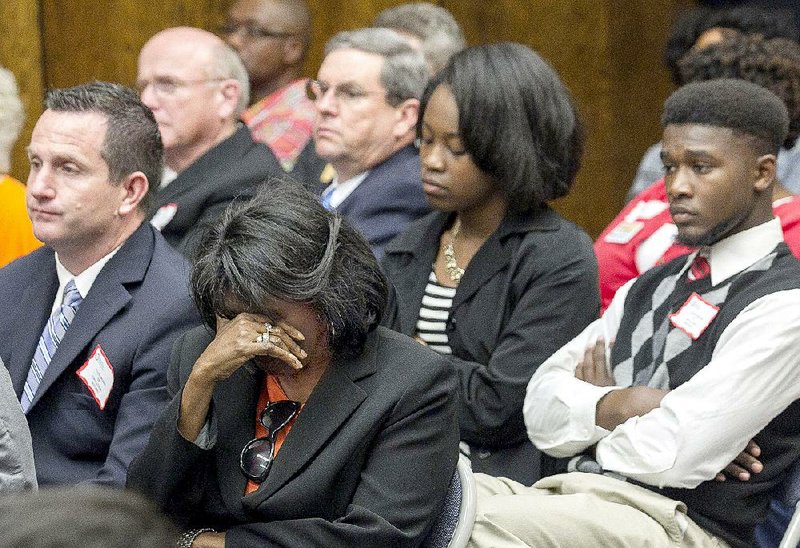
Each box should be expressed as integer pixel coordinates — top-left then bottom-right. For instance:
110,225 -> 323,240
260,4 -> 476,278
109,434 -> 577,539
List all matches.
595,290 -> 800,487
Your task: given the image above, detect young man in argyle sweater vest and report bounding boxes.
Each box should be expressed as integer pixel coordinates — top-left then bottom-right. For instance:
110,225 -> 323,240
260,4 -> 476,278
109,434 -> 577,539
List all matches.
468,79 -> 800,548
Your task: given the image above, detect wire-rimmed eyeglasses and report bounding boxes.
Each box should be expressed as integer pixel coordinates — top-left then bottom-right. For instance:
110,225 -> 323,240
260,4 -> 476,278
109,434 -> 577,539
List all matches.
136,77 -> 226,97
305,79 -> 386,105
219,21 -> 296,40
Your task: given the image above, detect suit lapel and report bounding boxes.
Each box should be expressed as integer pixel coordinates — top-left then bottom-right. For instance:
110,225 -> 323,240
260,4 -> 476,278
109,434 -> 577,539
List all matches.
336,145 -> 414,215
152,171 -> 195,206
27,224 -> 154,410
213,363 -> 262,518
7,254 -> 58,396
452,229 -> 511,309
153,127 -> 241,208
452,211 -> 558,308
245,338 -> 378,506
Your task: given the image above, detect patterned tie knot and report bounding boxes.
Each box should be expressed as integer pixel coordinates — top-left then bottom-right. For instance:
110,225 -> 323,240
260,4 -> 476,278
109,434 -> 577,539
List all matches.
63,280 -> 82,309
688,254 -> 711,282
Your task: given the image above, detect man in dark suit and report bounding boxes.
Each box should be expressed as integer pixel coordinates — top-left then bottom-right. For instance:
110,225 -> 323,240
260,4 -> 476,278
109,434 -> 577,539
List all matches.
0,82 -> 201,486
138,26 -> 284,257
309,28 -> 431,258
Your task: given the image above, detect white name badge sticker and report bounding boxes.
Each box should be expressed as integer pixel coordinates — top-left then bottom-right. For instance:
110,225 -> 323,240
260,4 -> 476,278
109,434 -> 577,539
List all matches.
150,203 -> 178,231
77,345 -> 115,410
604,221 -> 644,244
669,293 -> 719,340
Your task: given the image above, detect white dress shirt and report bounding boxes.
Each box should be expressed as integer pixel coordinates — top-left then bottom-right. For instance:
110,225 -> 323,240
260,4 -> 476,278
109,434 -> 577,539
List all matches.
52,247 -> 121,313
525,218 -> 800,488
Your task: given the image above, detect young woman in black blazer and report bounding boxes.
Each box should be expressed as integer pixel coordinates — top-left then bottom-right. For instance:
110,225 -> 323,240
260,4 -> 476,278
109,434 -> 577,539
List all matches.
382,43 -> 600,485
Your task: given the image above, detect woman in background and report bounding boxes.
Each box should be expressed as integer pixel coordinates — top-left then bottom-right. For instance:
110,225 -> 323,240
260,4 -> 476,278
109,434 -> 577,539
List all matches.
382,43 -> 599,485
0,66 -> 41,267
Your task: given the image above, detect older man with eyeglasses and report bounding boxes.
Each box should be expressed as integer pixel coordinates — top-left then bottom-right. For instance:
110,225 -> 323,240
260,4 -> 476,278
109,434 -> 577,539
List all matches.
309,28 -> 430,258
137,26 -> 284,257
221,0 -> 326,186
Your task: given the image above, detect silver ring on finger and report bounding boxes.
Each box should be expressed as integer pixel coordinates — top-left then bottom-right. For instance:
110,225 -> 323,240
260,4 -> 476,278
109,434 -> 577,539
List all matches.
256,323 -> 274,345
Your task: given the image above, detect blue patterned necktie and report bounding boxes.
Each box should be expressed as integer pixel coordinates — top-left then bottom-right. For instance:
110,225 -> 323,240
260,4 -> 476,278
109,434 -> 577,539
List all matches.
21,280 -> 83,413
320,185 -> 335,210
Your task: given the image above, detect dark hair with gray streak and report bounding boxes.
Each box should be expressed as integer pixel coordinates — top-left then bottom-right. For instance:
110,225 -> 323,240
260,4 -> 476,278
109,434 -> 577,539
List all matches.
45,81 -> 163,213
324,28 -> 428,106
191,179 -> 388,358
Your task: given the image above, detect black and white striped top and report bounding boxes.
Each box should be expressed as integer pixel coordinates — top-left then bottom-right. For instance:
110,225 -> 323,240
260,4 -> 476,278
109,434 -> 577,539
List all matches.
415,270 -> 456,354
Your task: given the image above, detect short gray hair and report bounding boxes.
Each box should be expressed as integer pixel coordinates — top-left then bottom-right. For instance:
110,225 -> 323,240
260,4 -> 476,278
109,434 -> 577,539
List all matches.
324,28 -> 428,106
209,44 -> 250,114
374,2 -> 466,74
0,67 -> 24,173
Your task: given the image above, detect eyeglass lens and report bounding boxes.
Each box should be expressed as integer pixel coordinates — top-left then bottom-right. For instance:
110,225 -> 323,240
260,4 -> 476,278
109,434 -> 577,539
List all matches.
240,400 -> 300,482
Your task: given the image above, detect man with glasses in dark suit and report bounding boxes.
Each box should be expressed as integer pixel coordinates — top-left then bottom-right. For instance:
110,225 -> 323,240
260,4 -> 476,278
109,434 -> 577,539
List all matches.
309,28 -> 430,258
138,26 -> 283,257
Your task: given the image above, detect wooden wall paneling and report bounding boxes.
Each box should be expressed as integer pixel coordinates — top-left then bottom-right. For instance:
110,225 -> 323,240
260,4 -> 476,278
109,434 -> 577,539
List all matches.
304,0 -> 402,77
606,1 -> 692,229
444,0 -> 617,237
39,0 -> 231,90
0,0 -> 45,181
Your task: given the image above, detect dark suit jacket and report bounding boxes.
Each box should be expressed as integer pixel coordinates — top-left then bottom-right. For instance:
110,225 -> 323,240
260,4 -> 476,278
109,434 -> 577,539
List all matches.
128,325 -> 459,547
0,223 -> 201,486
0,358 -> 36,491
335,145 -> 429,258
150,125 -> 284,256
382,209 -> 600,484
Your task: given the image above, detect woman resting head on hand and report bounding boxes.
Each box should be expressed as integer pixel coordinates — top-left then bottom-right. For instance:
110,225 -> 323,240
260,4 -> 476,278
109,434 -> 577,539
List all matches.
128,180 -> 459,548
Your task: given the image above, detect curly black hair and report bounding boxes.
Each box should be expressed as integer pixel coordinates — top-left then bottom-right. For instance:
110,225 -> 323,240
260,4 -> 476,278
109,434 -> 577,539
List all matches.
664,5 -> 799,86
662,78 -> 789,155
678,34 -> 800,148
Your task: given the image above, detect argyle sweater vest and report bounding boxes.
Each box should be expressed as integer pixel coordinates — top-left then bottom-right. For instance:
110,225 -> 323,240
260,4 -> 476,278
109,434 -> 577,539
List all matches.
610,242 -> 800,548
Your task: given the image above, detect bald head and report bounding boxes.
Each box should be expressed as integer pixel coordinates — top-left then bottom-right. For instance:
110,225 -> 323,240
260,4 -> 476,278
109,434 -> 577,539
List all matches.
137,27 -> 249,172
223,0 -> 312,103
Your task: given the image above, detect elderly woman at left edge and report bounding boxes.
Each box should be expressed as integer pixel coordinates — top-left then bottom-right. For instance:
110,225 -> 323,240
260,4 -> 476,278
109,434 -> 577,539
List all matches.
127,182 -> 459,547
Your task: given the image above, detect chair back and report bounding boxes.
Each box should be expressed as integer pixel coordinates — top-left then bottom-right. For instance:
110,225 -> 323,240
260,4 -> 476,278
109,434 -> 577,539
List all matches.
421,454 -> 477,548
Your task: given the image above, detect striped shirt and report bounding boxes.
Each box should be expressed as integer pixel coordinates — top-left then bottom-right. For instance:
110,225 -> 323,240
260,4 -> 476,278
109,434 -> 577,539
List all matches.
415,270 -> 456,354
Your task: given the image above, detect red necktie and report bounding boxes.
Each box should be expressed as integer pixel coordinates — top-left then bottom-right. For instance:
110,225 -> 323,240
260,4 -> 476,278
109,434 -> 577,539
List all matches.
688,255 -> 711,282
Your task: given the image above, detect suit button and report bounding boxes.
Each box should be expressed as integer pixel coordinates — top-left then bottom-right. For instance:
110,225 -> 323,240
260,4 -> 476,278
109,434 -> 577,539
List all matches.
447,318 -> 456,332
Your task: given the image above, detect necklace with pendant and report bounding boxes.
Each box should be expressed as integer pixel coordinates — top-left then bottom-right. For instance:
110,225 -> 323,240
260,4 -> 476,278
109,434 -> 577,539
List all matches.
443,217 -> 465,283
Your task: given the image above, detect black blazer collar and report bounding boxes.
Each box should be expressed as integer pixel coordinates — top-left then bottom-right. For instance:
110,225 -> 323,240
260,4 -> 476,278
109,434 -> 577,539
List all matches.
154,125 -> 253,204
385,207 -> 561,330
